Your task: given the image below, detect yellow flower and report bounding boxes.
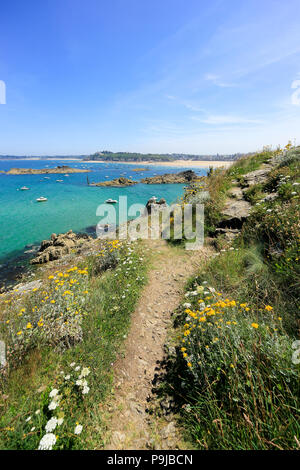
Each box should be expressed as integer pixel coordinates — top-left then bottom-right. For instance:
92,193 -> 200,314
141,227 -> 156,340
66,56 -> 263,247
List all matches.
26,322 -> 33,329
17,331 -> 22,335
251,322 -> 259,329
48,275 -> 54,280
278,317 -> 282,321
50,300 -> 55,304
265,305 -> 273,311
6,320 -> 10,324
187,362 -> 192,368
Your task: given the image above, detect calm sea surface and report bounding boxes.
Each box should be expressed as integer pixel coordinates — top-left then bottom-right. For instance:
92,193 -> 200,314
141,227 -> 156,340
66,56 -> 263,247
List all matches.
0,159 -> 208,286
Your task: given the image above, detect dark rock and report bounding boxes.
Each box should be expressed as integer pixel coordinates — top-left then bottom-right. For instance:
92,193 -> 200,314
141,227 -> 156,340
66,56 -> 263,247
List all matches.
145,197 -> 168,214
157,198 -> 167,205
141,170 -> 197,184
39,239 -> 53,251
94,177 -> 137,187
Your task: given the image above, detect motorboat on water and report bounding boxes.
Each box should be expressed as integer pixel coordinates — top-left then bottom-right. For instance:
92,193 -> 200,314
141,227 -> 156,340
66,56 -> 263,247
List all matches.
105,198 -> 118,204
36,196 -> 48,202
20,186 -> 30,190
56,179 -> 63,182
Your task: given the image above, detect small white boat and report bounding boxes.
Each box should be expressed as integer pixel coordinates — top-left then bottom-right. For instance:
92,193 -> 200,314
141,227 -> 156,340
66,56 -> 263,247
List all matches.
56,179 -> 63,182
20,186 -> 30,190
36,196 -> 48,202
105,199 -> 118,204
64,174 -> 69,177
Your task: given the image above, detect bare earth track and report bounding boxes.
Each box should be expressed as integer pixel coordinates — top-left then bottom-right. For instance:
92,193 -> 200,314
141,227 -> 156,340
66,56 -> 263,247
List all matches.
103,239 -> 211,450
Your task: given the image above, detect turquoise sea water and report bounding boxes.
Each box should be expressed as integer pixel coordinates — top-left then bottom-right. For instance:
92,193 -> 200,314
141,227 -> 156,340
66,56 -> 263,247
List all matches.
0,159 -> 207,285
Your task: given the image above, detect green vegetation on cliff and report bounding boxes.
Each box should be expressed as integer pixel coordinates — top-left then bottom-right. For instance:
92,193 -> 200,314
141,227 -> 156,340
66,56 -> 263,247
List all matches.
164,144 -> 300,450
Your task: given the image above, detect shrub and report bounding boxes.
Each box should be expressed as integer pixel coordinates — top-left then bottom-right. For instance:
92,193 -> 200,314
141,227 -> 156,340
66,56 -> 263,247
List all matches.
1,267 -> 89,370
175,284 -> 300,450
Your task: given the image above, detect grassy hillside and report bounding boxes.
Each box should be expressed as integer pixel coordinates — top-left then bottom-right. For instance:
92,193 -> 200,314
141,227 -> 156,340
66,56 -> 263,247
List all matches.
164,144 -> 300,449
0,239 -> 148,449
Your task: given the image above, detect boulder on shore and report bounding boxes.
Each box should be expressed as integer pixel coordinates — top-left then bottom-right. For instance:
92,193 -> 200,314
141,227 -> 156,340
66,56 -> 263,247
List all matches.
30,230 -> 92,264
145,197 -> 168,214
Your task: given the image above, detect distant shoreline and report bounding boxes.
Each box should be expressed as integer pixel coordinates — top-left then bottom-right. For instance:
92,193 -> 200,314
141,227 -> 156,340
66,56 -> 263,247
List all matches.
83,159 -> 233,168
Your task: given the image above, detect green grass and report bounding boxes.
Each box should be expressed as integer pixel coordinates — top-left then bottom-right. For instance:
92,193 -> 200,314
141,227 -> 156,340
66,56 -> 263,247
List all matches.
0,240 -> 148,449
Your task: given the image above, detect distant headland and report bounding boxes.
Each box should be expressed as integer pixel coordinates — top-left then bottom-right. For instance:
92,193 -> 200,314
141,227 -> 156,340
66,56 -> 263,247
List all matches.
83,150 -> 240,163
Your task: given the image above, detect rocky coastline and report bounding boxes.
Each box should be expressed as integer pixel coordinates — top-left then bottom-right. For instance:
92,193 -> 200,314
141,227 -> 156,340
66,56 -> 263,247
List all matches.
141,170 -> 197,184
91,170 -> 198,187
30,230 -> 94,265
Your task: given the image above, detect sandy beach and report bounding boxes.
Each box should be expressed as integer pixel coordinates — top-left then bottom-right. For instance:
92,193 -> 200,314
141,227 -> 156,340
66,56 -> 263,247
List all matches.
83,159 -> 233,168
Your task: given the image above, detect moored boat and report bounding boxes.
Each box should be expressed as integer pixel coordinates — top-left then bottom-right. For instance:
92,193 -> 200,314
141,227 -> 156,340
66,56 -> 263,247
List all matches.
36,196 -> 48,202
105,198 -> 118,204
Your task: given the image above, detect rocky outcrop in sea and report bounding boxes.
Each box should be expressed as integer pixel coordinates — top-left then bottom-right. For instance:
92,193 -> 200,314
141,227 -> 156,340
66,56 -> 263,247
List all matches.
141,170 -> 197,184
6,165 -> 90,175
92,177 -> 137,187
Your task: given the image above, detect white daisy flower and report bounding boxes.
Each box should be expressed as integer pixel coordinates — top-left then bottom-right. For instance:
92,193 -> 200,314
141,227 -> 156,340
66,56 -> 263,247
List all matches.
48,401 -> 58,411
45,417 -> 58,433
49,388 -> 59,398
79,367 -> 90,378
74,424 -> 83,435
38,433 -> 57,450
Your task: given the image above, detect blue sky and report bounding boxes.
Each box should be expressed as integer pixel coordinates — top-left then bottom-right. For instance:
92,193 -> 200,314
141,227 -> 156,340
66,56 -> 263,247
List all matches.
0,0 -> 300,155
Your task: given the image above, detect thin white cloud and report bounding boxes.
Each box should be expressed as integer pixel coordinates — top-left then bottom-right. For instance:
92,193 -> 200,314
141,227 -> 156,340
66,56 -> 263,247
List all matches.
191,114 -> 263,125
204,73 -> 236,88
165,94 -> 204,112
